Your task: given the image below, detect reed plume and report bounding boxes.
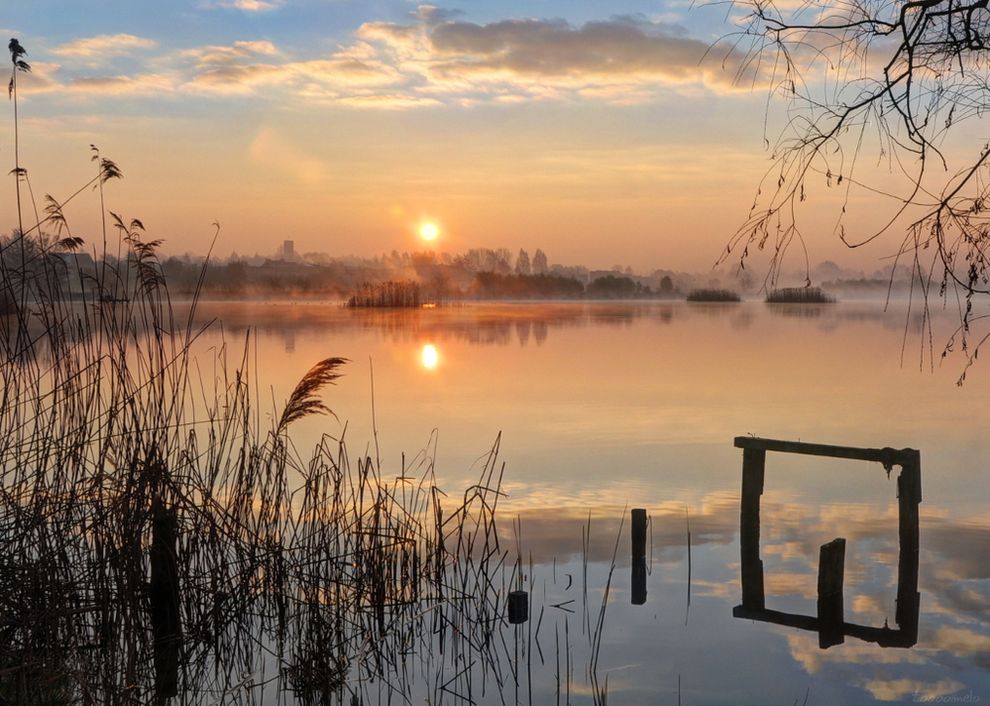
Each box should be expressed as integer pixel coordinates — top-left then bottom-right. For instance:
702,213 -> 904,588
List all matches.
277,356 -> 348,433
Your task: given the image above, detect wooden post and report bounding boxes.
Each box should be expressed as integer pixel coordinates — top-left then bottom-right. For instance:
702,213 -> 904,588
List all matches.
817,538 -> 845,649
150,496 -> 182,698
740,448 -> 765,610
631,559 -> 647,605
631,508 -> 648,605
897,452 -> 922,552
508,590 -> 528,624
631,509 -> 647,561
896,452 -> 921,639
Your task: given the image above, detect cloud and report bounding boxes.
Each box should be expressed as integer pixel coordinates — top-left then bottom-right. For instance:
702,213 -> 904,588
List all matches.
10,58 -> 177,98
413,4 -> 464,25
859,678 -> 965,702
11,61 -> 62,95
51,34 -> 158,61
929,626 -> 990,669
181,39 -> 406,100
183,40 -> 280,66
334,93 -> 441,109
368,11 -> 750,95
67,74 -> 175,96
208,0 -> 281,11
427,17 -> 703,77
27,8 -> 753,108
786,634 -> 927,675
175,10 -> 750,107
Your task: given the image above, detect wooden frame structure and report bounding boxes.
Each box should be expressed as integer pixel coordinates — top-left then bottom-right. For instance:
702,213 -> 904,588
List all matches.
731,437 -> 921,649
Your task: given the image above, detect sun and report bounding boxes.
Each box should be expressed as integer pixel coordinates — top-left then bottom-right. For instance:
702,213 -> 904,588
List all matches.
419,222 -> 439,242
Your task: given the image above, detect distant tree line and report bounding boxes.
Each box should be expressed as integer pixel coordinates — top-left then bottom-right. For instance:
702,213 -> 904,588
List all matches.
21,237 -> 760,303
147,246 -> 683,301
472,272 -> 584,299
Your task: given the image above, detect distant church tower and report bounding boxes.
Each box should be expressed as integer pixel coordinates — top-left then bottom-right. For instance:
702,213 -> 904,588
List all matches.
281,240 -> 295,261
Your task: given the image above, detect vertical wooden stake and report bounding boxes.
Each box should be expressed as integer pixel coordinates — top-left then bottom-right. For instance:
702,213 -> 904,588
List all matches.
631,559 -> 647,605
740,448 -> 765,610
896,453 -> 921,641
631,508 -> 647,561
151,496 -> 182,698
631,508 -> 648,605
817,538 -> 845,649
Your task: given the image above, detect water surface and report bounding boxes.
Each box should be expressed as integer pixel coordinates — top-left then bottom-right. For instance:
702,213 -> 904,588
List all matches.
192,300 -> 990,705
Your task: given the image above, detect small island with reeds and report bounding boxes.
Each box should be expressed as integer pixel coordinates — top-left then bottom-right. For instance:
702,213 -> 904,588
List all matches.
686,288 -> 741,302
765,287 -> 836,304
346,280 -> 434,307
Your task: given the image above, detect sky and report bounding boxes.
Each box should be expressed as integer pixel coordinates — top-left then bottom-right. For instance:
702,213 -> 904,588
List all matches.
0,0 -> 938,272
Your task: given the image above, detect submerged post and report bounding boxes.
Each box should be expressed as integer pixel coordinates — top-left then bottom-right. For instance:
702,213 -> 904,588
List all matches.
817,538 -> 845,648
631,561 -> 647,606
740,448 -> 765,610
631,509 -> 647,561
508,590 -> 528,624
631,508 -> 648,605
150,496 -> 182,698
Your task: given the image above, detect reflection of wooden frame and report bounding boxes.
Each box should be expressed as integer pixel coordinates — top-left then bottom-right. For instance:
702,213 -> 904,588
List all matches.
731,437 -> 921,649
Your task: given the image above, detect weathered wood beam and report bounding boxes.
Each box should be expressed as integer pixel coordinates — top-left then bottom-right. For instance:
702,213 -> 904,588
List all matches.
732,606 -> 917,648
734,436 -> 917,467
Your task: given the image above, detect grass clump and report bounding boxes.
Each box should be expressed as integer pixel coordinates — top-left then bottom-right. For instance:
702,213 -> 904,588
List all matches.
347,280 -> 428,307
686,288 -> 741,302
765,286 -> 835,303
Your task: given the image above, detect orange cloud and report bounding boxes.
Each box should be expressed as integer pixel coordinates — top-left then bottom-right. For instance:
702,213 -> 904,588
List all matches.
859,678 -> 965,702
51,34 -> 158,61
66,74 -> 175,95
183,40 -> 280,66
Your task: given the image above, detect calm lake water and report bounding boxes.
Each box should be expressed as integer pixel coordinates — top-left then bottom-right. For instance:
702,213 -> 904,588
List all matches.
192,300 -> 990,705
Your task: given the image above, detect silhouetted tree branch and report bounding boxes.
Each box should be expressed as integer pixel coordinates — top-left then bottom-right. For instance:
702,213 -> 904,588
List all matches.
721,0 -> 990,375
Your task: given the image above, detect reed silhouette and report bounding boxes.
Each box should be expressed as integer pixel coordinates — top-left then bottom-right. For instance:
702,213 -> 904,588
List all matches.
764,287 -> 835,304
346,280 -> 426,308
686,288 -> 741,302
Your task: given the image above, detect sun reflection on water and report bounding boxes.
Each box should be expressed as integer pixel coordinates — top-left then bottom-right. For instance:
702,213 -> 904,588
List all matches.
421,343 -> 439,370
